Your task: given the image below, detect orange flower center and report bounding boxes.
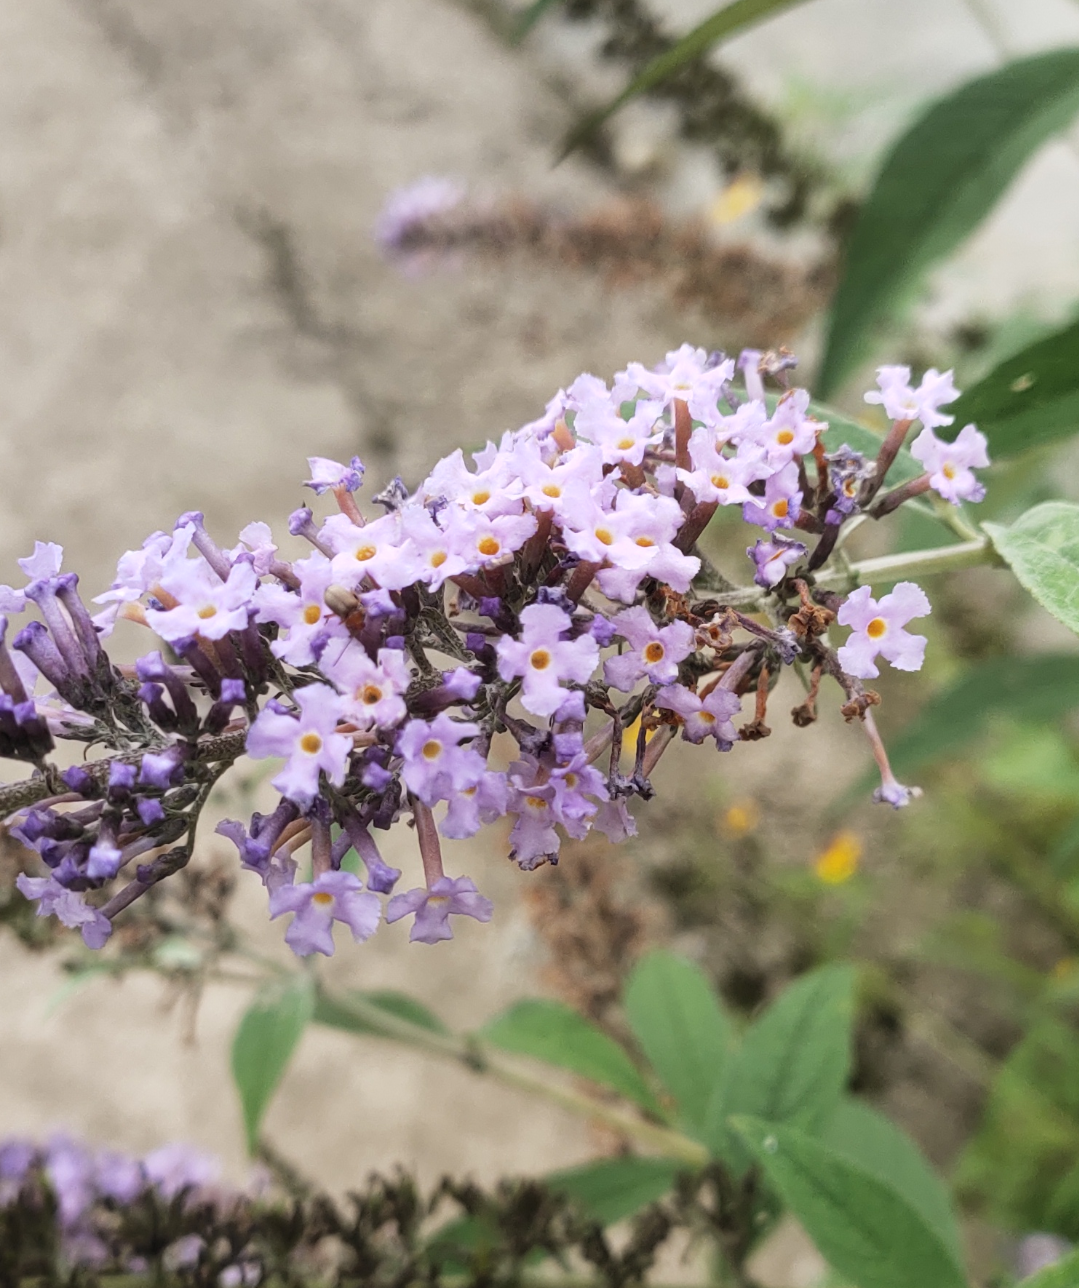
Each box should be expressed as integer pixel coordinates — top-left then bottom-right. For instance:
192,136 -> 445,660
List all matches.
477,536 -> 500,557
197,605 -> 217,620
525,795 -> 547,810
312,891 -> 334,907
355,545 -> 376,562
303,603 -> 321,625
530,649 -> 551,670
776,429 -> 794,445
711,475 -> 730,490
430,550 -> 447,568
942,463 -> 956,479
361,684 -> 383,705
595,528 -> 613,546
542,484 -> 561,498
300,732 -> 323,754
472,490 -> 491,505
772,500 -> 789,519
422,740 -> 442,760
866,617 -> 887,639
644,641 -> 665,663
635,536 -> 655,548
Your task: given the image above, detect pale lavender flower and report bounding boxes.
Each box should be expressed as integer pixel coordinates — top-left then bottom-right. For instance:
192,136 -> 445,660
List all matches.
268,869 -> 381,957
385,875 -> 493,943
496,603 -> 599,717
837,582 -> 930,679
440,771 -> 509,839
742,460 -> 802,531
245,683 -> 352,806
144,558 -> 257,643
397,713 -> 486,804
16,874 -> 111,947
374,176 -> 466,254
320,642 -> 410,730
304,455 -> 365,495
604,606 -> 694,690
909,423 -> 989,504
655,683 -> 741,748
864,365 -> 959,428
143,1142 -> 219,1199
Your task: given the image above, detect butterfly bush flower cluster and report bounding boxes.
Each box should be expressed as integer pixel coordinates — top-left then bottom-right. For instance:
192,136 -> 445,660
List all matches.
0,346 -> 989,958
0,1133 -> 234,1271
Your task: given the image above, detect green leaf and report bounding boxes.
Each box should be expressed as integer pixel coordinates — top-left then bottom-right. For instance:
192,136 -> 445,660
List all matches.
985,501 -> 1079,633
481,998 -> 659,1113
950,315 -> 1079,458
824,1099 -> 962,1264
313,987 -> 449,1037
733,1118 -> 968,1288
623,950 -> 733,1131
546,1157 -> 681,1223
1020,1248 -> 1079,1286
819,49 -> 1079,396
559,0 -> 812,159
231,974 -> 314,1154
878,654 -> 1079,784
511,0 -> 562,42
711,966 -> 854,1161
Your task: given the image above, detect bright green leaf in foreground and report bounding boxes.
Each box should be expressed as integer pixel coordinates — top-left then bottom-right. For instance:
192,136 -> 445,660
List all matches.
559,0 -> 811,159
482,998 -> 659,1113
623,949 -> 732,1131
232,974 -> 314,1154
824,1099 -> 962,1264
950,315 -> 1079,458
734,1117 -> 967,1288
709,966 -> 854,1161
819,49 -> 1079,395
985,501 -> 1079,634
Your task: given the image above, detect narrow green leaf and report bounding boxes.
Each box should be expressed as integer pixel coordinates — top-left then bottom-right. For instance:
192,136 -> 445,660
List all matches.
1020,1248 -> 1079,1286
623,950 -> 733,1132
481,998 -> 659,1113
950,315 -> 1079,458
824,1099 -> 962,1264
313,987 -> 449,1037
511,0 -> 562,42
710,966 -> 853,1161
231,975 -> 314,1154
559,0 -> 811,159
734,1117 -> 968,1288
819,49 -> 1079,396
547,1157 -> 681,1223
985,501 -> 1079,633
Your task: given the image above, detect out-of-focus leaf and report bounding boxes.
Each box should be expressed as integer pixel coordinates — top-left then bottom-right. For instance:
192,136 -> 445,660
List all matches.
734,1118 -> 967,1288
950,315 -> 1079,458
313,987 -> 449,1037
511,0 -> 562,42
623,950 -> 732,1132
878,654 -> 1079,785
232,975 -> 314,1154
1020,1249 -> 1079,1287
709,966 -> 854,1163
986,502 -> 1079,633
819,49 -> 1079,396
481,998 -> 659,1113
546,1157 -> 681,1223
559,0 -> 812,159
824,1099 -> 962,1264
957,1018 -> 1079,1240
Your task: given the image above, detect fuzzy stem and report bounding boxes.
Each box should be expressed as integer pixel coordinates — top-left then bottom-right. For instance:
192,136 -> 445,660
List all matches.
314,984 -> 708,1166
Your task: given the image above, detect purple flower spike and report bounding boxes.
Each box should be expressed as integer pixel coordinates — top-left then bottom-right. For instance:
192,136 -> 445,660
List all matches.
268,870 -> 381,957
15,874 -> 111,947
837,582 -> 930,680
385,875 -> 493,944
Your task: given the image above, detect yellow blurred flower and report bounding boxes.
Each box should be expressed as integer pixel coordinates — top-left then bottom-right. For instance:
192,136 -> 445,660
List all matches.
814,831 -> 862,885
722,799 -> 759,837
622,714 -> 656,750
1053,957 -> 1077,981
710,173 -> 764,226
